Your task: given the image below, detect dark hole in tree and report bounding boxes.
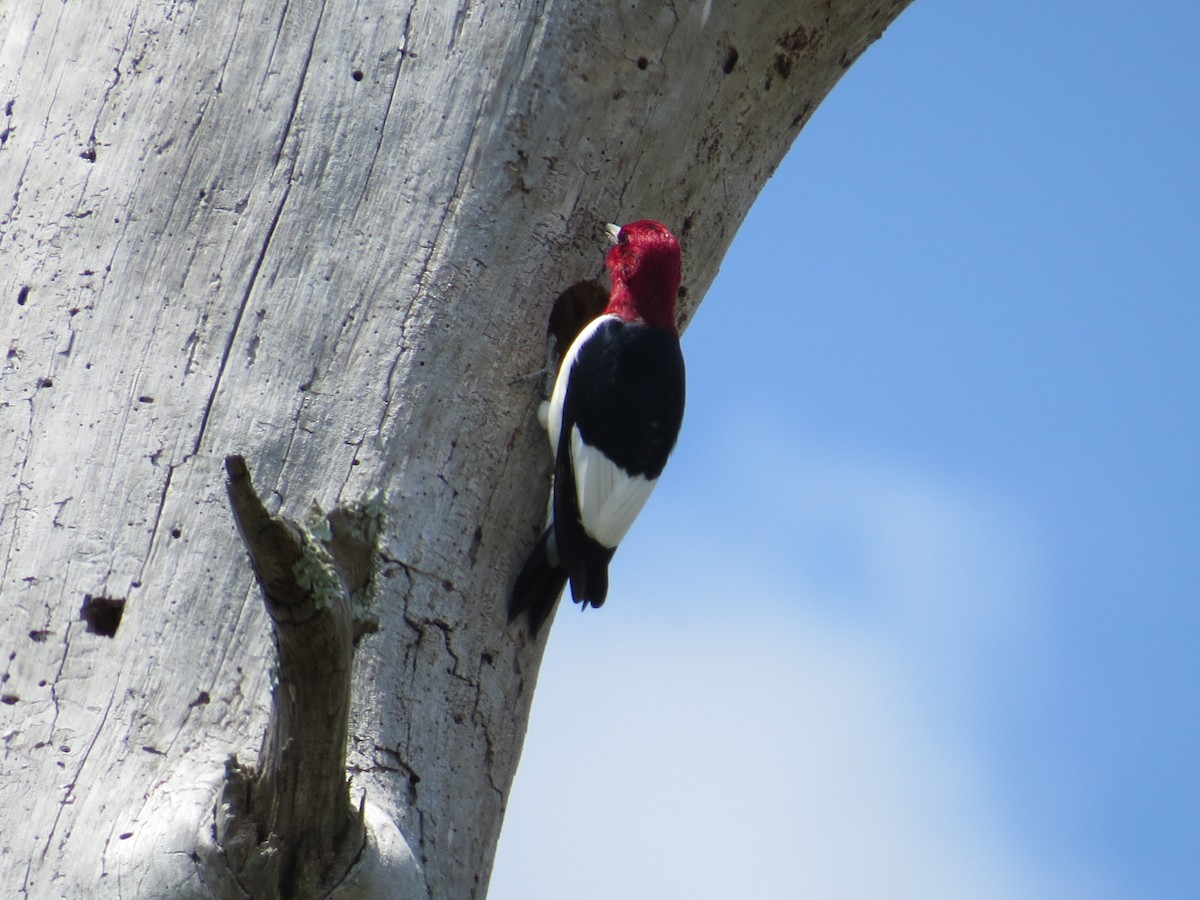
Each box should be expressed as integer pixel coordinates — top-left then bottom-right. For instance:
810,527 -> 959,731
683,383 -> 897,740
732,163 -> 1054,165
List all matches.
81,594 -> 125,637
723,46 -> 740,74
547,280 -> 608,366
17,285 -> 29,306
351,69 -> 364,81
636,56 -> 649,70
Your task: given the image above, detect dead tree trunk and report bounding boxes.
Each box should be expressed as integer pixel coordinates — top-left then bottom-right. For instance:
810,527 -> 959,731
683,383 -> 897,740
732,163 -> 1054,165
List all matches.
0,1 -> 910,896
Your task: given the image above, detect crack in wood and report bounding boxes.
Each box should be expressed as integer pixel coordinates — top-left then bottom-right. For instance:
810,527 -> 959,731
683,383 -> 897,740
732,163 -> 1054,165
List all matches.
191,181 -> 292,457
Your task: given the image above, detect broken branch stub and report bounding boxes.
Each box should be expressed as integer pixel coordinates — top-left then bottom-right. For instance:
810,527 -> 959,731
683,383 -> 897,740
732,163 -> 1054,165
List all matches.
216,454 -> 382,899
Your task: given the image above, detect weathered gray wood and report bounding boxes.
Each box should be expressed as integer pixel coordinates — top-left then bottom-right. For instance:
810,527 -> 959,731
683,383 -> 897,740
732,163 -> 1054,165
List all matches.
211,455 -> 378,898
0,1 -> 910,896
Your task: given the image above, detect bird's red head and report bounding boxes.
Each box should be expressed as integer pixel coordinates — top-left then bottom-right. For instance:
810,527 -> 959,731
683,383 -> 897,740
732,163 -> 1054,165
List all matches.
604,219 -> 681,334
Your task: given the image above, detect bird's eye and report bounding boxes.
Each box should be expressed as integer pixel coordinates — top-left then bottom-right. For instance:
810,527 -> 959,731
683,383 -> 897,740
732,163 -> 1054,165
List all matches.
618,231 -> 629,245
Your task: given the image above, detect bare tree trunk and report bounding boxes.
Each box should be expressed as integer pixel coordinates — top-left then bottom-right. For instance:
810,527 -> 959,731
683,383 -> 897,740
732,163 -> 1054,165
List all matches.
0,0 -> 910,896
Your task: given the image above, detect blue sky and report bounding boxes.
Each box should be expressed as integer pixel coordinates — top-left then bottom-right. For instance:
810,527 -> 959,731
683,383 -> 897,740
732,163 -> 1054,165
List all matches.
492,2 -> 1199,897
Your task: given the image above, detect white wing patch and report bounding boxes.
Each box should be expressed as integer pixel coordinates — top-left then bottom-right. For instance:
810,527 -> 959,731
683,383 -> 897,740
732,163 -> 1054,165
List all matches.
571,426 -> 657,548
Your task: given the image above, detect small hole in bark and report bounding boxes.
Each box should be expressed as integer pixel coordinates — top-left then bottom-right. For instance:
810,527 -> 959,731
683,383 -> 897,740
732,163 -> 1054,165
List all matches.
137,395 -> 154,403
119,832 -> 134,840
1,694 -> 18,705
80,145 -> 97,163
636,56 -> 649,70
81,594 -> 125,637
723,46 -> 739,74
170,526 -> 182,539
351,69 -> 364,81
28,629 -> 49,643
17,285 -> 29,305
37,377 -> 53,389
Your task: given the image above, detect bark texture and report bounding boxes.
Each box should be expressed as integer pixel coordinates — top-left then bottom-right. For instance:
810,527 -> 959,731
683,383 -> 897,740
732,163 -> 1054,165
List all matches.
214,455 -> 375,898
0,0 -> 910,896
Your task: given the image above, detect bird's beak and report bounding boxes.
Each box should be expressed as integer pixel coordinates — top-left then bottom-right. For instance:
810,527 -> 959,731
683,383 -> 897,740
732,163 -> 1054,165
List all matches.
605,222 -> 622,245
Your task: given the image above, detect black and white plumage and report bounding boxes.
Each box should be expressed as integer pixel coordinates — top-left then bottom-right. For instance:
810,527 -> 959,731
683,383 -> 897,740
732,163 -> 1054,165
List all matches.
510,220 -> 686,636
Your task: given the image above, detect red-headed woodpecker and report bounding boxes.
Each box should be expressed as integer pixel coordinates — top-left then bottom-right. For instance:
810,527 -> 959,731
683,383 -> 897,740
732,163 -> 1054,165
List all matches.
510,219 -> 686,635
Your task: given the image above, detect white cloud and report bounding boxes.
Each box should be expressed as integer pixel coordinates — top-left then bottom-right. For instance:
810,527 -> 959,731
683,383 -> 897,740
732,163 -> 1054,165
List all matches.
492,441 -> 1114,900
493,616 -> 1064,900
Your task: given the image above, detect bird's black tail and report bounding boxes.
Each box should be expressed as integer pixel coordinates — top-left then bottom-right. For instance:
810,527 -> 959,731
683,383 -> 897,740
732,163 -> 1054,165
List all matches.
565,537 -> 616,611
509,528 -> 569,637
